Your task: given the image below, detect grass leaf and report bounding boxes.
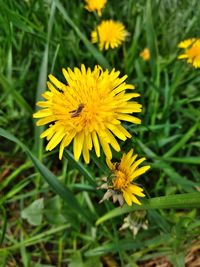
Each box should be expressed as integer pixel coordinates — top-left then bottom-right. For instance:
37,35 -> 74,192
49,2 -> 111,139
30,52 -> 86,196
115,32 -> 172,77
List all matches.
54,0 -> 110,69
96,192 -> 200,225
0,128 -> 92,224
0,73 -> 32,114
64,150 -> 97,187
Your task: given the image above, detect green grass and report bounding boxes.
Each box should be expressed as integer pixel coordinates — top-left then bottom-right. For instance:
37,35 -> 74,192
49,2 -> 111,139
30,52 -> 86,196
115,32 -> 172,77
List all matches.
0,0 -> 200,266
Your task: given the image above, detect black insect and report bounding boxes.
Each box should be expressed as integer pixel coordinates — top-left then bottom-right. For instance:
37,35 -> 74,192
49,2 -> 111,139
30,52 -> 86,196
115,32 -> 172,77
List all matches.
115,162 -> 120,170
69,103 -> 84,118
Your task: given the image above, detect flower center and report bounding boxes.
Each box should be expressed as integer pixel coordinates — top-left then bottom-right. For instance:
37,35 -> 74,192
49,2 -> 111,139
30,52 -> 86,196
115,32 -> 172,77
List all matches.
70,97 -> 109,132
104,27 -> 117,42
187,44 -> 200,60
112,170 -> 128,190
80,104 -> 99,127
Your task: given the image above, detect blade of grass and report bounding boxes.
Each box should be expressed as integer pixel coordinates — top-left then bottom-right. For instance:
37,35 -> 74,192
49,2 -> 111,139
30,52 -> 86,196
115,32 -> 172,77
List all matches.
0,73 -> 32,114
7,25 -> 12,81
164,122 -> 198,157
136,139 -> 157,158
153,156 -> 200,165
85,234 -> 169,257
34,1 -> 56,159
5,180 -> 30,200
54,0 -> 110,69
124,16 -> 142,75
96,192 -> 200,225
145,0 -> 160,126
20,231 -> 30,267
33,44 -> 48,159
0,1 -> 40,33
0,224 -> 70,252
0,161 -> 32,190
152,162 -> 197,191
0,128 -> 92,224
0,208 -> 7,246
137,139 -> 198,190
64,150 -> 97,187
145,0 -> 158,79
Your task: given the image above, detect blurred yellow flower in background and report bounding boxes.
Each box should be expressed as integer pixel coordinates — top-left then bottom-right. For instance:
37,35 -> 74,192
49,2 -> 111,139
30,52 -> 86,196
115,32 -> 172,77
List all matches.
178,38 -> 200,68
33,65 -> 142,163
84,0 -> 107,16
99,149 -> 150,206
140,48 -> 150,61
91,20 -> 128,50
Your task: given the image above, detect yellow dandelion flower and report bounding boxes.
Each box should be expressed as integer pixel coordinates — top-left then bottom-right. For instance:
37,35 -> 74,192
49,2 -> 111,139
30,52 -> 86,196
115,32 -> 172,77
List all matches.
84,0 -> 107,16
33,65 -> 142,163
178,38 -> 200,68
140,48 -> 150,61
91,20 -> 128,50
99,149 -> 150,206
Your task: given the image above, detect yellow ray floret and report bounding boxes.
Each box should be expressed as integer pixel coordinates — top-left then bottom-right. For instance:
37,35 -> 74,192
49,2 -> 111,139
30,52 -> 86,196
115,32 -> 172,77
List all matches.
84,0 -> 107,16
91,20 -> 128,50
33,65 -> 142,164
178,38 -> 200,68
99,149 -> 150,206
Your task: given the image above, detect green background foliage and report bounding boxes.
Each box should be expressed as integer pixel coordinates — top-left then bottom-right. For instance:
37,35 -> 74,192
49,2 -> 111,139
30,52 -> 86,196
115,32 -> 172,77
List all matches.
0,0 -> 200,266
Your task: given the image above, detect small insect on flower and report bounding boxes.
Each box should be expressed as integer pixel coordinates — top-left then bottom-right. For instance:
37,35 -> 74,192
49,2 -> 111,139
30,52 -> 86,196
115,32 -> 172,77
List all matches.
69,103 -> 84,118
140,48 -> 150,61
178,38 -> 200,68
99,149 -> 150,206
91,20 -> 128,50
84,0 -> 107,16
33,65 -> 142,164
